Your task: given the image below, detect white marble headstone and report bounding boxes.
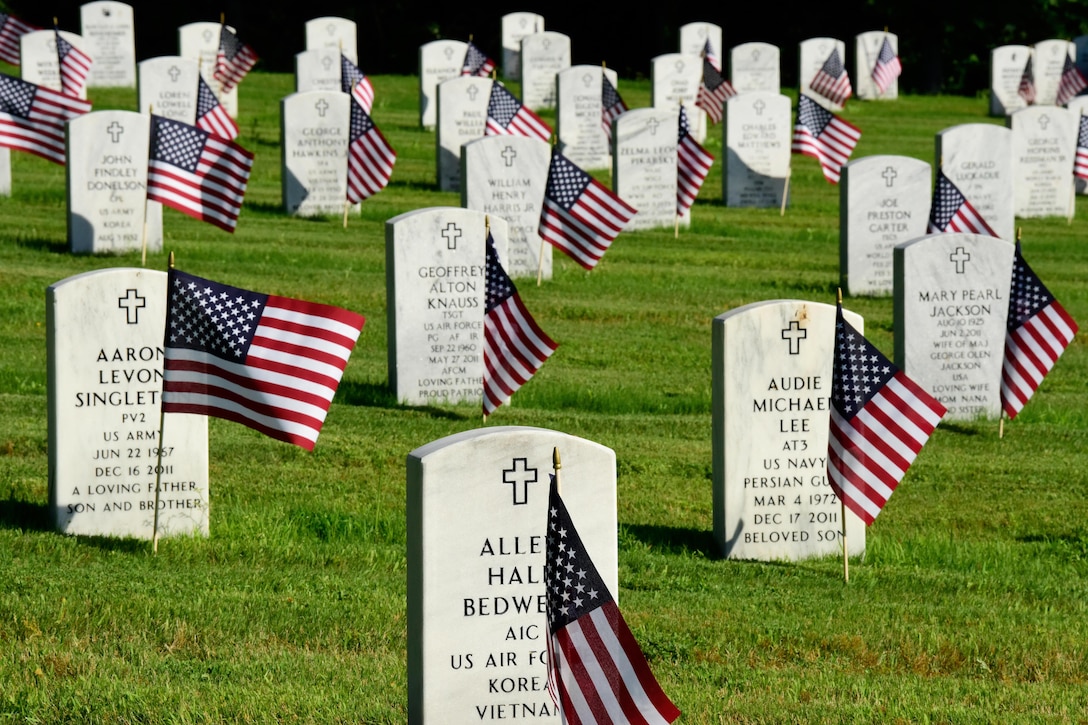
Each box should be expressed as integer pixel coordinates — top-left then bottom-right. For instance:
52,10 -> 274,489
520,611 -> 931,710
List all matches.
712,300 -> 866,561
281,91 -> 354,217
80,1 -> 135,88
894,232 -> 1014,421
556,65 -> 617,170
613,107 -> 679,230
520,32 -> 571,111
731,42 -> 781,95
407,426 -> 617,723
679,22 -> 722,62
0,149 -> 10,197
840,155 -> 931,295
723,92 -> 792,208
936,123 -> 1014,241
461,136 -> 551,281
304,16 -> 357,64
386,207 -> 511,406
1066,96 -> 1088,194
295,48 -> 341,93
66,110 -> 162,255
990,45 -> 1032,117
854,31 -> 898,100
1033,39 -> 1076,107
799,37 -> 847,111
21,29 -> 91,99
436,76 -> 492,192
47,268 -> 209,539
138,56 -> 199,124
419,39 -> 467,129
1010,105 -> 1077,218
502,12 -> 544,80
651,53 -> 705,143
178,22 -> 238,119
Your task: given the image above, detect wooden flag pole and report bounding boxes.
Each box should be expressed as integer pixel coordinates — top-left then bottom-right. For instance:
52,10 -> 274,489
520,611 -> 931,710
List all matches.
780,169 -> 791,216
538,135 -> 557,286
838,287 -> 849,584
483,215 -> 491,423
553,446 -> 562,495
675,99 -> 683,239
152,250 -> 176,554
141,103 -> 154,267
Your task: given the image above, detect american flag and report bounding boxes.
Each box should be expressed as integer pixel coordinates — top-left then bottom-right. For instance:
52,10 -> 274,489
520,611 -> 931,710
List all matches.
695,57 -> 735,124
341,53 -> 374,114
346,97 -> 396,203
146,115 -> 253,232
461,40 -> 496,77
195,74 -> 238,141
545,474 -> 681,724
485,82 -> 552,142
215,25 -> 258,93
1017,56 -> 1036,105
539,149 -> 637,269
871,36 -> 902,95
601,74 -> 627,143
1075,114 -> 1088,179
677,105 -> 713,214
927,170 -> 997,237
54,28 -> 92,98
163,268 -> 365,451
827,303 -> 946,525
1056,54 -> 1088,106
791,94 -> 861,184
809,47 -> 852,107
702,37 -> 721,72
0,13 -> 37,66
1000,242 -> 1079,420
482,232 -> 557,415
0,71 -> 90,164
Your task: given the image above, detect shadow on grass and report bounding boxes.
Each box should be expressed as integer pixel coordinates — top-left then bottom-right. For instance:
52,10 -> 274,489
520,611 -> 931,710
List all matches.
621,523 -> 722,560
338,380 -> 474,421
14,237 -> 68,254
0,498 -> 51,532
938,421 -> 985,436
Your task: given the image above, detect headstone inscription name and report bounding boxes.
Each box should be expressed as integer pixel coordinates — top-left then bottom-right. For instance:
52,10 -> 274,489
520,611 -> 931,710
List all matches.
612,107 -> 679,230
520,32 -> 571,111
894,232 -> 1015,420
651,53 -> 705,143
556,65 -> 617,170
386,207 -> 511,406
1009,105 -> 1077,218
712,300 -> 866,561
295,48 -> 341,94
799,37 -> 848,111
723,91 -> 791,208
679,22 -> 723,61
419,39 -> 468,129
840,155 -> 931,295
66,110 -> 162,254
461,136 -> 551,281
407,426 -> 617,723
854,31 -> 898,100
80,1 -> 136,88
731,42 -> 781,95
47,268 -> 209,538
436,76 -> 492,192
936,123 -> 1014,241
178,21 -> 238,119
1033,39 -> 1076,107
281,90 -> 355,217
138,56 -> 199,124
304,16 -> 357,64
989,45 -> 1032,117
21,29 -> 91,99
501,12 -> 544,81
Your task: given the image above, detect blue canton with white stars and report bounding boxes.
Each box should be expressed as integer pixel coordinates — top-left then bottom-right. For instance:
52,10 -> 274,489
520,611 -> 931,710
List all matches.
485,233 -> 516,312
821,49 -> 845,78
219,29 -> 243,61
929,174 -> 967,230
545,152 -> 591,211
150,116 -> 207,171
0,74 -> 35,117
350,100 -> 373,142
167,269 -> 268,361
798,95 -> 833,135
1078,115 -> 1088,148
546,476 -> 611,632
487,84 -> 520,127
1007,245 -> 1053,329
196,78 -> 218,117
341,55 -> 363,93
831,311 -> 896,418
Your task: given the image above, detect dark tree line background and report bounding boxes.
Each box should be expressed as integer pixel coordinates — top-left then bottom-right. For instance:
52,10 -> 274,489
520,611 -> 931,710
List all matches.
13,0 -> 1088,94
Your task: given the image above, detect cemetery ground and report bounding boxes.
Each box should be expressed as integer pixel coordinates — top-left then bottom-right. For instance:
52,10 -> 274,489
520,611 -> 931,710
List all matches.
1,71 -> 1087,723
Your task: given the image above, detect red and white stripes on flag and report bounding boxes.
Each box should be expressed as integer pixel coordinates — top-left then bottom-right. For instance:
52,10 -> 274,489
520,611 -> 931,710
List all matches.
546,475 -> 681,724
809,47 -> 852,106
871,36 -> 902,95
0,72 -> 90,164
485,82 -> 552,142
341,53 -> 375,114
677,105 -> 713,214
54,28 -> 92,98
601,74 -> 627,143
195,74 -> 238,141
346,97 -> 396,203
461,40 -> 496,77
792,94 -> 860,184
163,268 -> 365,451
539,149 -> 637,269
1017,56 -> 1036,105
1075,114 -> 1088,179
1056,54 -> 1087,106
828,304 -> 946,525
927,170 -> 998,237
215,25 -> 258,93
1000,242 -> 1079,419
0,13 -> 37,66
695,57 -> 736,124
483,233 -> 557,415
147,115 -> 254,232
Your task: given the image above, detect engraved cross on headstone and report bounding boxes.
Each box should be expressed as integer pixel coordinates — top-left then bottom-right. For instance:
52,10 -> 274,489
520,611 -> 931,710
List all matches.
646,117 -> 659,135
950,246 -> 971,274
752,49 -> 761,62
1038,114 -> 1051,130
582,73 -> 593,88
674,59 -> 685,73
202,29 -> 213,43
106,122 -> 124,143
781,320 -> 808,355
753,99 -> 766,116
467,84 -> 479,101
882,166 -> 898,187
118,289 -> 146,324
326,23 -> 337,36
443,47 -> 454,61
441,222 -> 462,250
321,55 -> 333,71
168,65 -> 181,82
315,98 -> 329,117
502,458 -> 538,505
542,39 -> 551,51
501,146 -> 517,167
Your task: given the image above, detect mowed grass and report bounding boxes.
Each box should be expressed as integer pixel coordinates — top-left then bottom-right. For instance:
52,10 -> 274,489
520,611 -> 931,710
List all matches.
1,72 -> 1087,724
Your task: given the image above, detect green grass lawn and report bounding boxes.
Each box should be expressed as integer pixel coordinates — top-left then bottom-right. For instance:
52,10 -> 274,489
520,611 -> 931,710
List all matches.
1,73 -> 1087,723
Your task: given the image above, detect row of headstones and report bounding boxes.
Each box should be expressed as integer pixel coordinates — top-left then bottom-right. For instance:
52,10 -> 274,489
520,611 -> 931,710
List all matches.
990,38 -> 1088,115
